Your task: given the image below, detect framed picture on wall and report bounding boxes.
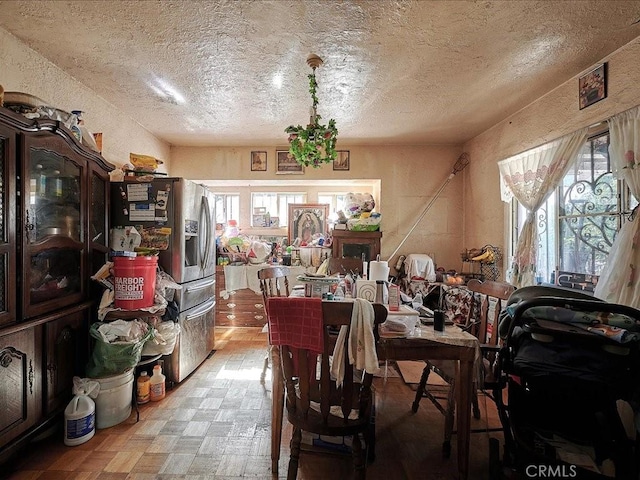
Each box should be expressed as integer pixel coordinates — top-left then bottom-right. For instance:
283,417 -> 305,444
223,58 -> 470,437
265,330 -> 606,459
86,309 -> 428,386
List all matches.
276,149 -> 304,174
288,203 -> 329,244
251,151 -> 267,171
579,63 -> 607,110
333,150 -> 350,171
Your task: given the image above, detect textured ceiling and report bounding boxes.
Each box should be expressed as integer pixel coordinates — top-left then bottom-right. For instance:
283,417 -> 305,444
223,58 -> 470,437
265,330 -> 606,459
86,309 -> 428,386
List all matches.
1,0 -> 640,147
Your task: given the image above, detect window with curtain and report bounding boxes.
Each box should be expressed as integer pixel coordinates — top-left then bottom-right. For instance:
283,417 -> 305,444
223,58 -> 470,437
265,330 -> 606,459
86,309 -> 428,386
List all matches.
513,132 -> 637,283
251,192 -> 306,226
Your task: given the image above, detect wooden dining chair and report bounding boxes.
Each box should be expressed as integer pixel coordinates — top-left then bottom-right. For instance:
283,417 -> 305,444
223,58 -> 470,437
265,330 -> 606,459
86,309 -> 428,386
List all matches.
268,298 -> 387,480
411,278 -> 516,457
257,266 -> 291,384
326,257 -> 364,277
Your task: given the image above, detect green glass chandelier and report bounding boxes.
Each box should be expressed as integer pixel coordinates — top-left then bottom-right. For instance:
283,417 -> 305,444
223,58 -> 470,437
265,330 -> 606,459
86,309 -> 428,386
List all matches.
285,54 -> 338,168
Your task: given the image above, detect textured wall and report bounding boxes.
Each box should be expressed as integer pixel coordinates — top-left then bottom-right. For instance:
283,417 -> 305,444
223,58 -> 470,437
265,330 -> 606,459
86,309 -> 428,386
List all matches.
171,144 -> 464,269
462,37 -> 640,274
0,28 -> 169,171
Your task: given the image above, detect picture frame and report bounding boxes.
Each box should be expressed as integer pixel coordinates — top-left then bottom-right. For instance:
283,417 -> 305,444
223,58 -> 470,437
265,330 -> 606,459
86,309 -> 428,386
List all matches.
579,63 -> 607,110
333,150 -> 350,171
252,214 -> 269,227
288,203 -> 329,244
251,151 -> 267,171
276,149 -> 305,174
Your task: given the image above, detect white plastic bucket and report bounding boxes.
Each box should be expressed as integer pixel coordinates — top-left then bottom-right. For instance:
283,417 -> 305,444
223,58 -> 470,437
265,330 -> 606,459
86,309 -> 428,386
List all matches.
64,394 -> 95,446
93,368 -> 134,429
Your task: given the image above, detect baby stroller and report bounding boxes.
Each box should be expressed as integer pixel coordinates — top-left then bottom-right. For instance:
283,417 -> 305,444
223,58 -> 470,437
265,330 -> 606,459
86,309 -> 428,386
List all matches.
492,285 -> 640,479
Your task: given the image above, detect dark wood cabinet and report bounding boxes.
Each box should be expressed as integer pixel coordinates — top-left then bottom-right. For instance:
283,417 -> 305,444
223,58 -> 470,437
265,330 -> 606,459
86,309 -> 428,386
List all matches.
0,106 -> 113,463
0,122 -> 17,328
215,266 -> 265,327
0,327 -> 42,448
331,229 -> 382,262
44,308 -> 88,415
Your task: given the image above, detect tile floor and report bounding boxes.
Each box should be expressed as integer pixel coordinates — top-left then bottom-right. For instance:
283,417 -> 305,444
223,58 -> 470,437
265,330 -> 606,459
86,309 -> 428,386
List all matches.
2,327 -> 503,479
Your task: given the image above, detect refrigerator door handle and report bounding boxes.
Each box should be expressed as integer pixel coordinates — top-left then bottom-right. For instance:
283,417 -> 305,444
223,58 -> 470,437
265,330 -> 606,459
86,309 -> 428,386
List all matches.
185,298 -> 216,320
201,195 -> 212,271
185,278 -> 216,293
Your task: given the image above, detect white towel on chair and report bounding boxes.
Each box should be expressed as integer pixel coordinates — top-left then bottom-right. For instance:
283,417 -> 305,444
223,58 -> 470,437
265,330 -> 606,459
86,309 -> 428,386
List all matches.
331,298 -> 379,387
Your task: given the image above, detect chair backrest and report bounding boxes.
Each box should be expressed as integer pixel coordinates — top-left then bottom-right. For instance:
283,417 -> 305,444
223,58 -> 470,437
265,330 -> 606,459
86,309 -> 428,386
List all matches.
273,300 -> 387,436
466,279 -> 516,346
326,257 -> 363,277
257,267 -> 291,311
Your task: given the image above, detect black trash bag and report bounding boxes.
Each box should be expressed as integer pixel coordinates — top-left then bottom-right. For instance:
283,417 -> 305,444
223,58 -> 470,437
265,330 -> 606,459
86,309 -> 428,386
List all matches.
162,300 -> 179,321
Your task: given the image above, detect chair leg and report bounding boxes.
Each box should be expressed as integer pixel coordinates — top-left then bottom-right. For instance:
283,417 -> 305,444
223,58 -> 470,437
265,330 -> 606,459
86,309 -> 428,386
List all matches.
260,348 -> 270,384
364,419 -> 376,463
472,387 -> 481,420
412,363 -> 431,413
351,433 -> 366,480
443,377 -> 456,458
288,427 -> 302,480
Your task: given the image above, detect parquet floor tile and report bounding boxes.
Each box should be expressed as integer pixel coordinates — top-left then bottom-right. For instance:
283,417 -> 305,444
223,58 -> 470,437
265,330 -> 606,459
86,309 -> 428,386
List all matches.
2,327 -> 499,479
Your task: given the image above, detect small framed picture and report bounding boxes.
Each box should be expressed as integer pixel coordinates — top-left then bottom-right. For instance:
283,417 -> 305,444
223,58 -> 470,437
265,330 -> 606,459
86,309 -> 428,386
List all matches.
252,214 -> 269,227
333,150 -> 350,171
276,149 -> 304,174
579,63 -> 607,110
251,151 -> 267,171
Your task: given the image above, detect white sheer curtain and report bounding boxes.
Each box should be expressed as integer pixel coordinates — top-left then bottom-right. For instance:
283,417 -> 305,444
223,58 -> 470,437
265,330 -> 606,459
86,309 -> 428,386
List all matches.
499,128 -> 588,287
594,106 -> 640,307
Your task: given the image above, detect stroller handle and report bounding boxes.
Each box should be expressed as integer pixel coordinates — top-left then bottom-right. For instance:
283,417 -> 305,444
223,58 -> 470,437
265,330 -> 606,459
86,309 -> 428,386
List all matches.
504,295 -> 640,342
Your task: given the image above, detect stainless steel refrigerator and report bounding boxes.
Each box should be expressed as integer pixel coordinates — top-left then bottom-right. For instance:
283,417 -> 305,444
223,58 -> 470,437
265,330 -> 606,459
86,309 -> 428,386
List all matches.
111,177 -> 216,383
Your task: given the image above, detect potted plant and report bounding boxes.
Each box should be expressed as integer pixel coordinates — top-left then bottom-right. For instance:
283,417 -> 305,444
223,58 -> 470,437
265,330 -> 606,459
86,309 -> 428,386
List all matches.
285,55 -> 338,168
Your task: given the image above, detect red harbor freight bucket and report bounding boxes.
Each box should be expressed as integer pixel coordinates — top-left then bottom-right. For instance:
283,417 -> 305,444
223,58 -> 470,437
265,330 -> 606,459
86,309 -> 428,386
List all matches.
113,256 -> 158,309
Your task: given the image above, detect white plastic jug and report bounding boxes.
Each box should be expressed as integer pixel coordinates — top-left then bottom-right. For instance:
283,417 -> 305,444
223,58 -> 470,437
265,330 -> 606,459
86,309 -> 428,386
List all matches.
64,394 -> 96,446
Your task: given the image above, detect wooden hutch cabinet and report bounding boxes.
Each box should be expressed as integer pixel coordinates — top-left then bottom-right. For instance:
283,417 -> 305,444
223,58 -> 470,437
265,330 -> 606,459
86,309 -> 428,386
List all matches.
0,107 -> 113,463
331,229 -> 382,262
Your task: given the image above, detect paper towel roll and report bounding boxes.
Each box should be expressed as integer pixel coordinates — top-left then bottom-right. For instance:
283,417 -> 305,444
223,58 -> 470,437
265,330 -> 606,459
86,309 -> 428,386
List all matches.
369,261 -> 390,281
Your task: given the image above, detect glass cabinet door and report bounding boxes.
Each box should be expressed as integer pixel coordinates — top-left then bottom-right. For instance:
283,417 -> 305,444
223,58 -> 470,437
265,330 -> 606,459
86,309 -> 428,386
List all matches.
26,149 -> 81,243
29,248 -> 82,305
89,168 -> 107,247
88,166 -> 110,303
22,133 -> 86,318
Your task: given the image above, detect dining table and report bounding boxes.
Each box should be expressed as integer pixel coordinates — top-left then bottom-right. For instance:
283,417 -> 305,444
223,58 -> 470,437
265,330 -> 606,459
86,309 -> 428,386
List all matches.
269,303 -> 480,480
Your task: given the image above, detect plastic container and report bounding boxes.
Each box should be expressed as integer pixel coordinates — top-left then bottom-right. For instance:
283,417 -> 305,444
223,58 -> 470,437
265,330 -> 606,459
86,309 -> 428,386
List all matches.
113,255 -> 158,309
93,368 -> 134,429
224,219 -> 239,238
385,305 -> 420,336
136,371 -> 150,404
149,365 -> 166,402
64,394 -> 95,446
388,284 -> 400,311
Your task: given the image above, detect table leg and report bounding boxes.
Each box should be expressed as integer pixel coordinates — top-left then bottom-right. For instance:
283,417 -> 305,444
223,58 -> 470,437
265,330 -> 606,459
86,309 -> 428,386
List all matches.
271,345 -> 284,473
456,358 -> 473,480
